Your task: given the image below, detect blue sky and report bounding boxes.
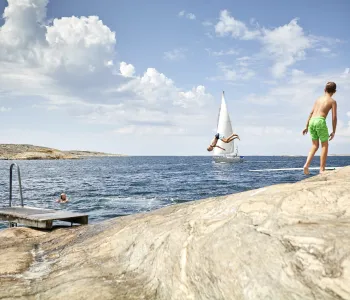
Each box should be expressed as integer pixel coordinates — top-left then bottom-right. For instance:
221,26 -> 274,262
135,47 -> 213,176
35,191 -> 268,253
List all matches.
0,0 -> 349,155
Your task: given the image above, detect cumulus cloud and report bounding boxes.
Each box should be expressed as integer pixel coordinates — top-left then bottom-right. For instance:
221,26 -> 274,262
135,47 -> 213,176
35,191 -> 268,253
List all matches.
214,12 -> 315,77
116,68 -> 214,111
44,16 -> 116,72
0,0 -> 47,63
0,0 -> 116,73
119,62 -> 135,77
0,0 -> 215,139
261,19 -> 312,77
215,10 -> 260,40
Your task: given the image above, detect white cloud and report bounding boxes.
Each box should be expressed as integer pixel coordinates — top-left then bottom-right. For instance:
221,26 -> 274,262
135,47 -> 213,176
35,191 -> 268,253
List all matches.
116,68 -> 213,111
163,48 -> 187,61
261,19 -> 312,77
208,62 -> 255,82
316,47 -> 331,53
0,0 -> 47,63
0,106 -> 12,112
176,85 -> 213,108
114,125 -> 186,136
202,21 -> 213,27
206,48 -> 239,56
44,16 -> 116,72
178,10 -> 196,20
0,0 -> 116,74
119,61 -> 135,77
246,68 -> 350,106
242,125 -> 293,136
215,10 -> 260,40
178,10 -> 185,17
236,56 -> 253,67
187,13 -> 196,20
339,68 -> 349,79
214,12 -> 316,77
205,32 -> 214,39
0,0 -> 215,141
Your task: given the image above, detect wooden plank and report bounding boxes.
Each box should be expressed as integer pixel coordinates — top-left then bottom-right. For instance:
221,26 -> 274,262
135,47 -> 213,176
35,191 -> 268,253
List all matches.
0,205 -> 88,229
0,206 -> 56,216
26,212 -> 88,222
0,215 -> 52,228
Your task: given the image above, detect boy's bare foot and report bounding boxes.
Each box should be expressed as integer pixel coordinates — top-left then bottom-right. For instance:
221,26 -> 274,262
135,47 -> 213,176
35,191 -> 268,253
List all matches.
303,165 -> 310,175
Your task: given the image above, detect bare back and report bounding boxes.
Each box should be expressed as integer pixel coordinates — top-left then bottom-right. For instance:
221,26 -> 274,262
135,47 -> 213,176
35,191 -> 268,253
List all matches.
311,95 -> 335,119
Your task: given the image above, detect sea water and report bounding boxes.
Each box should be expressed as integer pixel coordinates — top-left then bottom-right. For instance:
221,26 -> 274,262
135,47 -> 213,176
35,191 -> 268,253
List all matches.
1,156 -> 349,229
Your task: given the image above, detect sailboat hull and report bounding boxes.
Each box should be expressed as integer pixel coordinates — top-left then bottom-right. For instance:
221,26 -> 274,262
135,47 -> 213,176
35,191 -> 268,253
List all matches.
213,155 -> 244,163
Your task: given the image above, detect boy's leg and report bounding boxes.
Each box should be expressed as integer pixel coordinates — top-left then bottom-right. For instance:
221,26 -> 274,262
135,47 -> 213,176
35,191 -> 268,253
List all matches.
303,140 -> 319,175
318,119 -> 329,173
320,141 -> 329,173
223,133 -> 240,143
225,136 -> 238,143
228,133 -> 240,140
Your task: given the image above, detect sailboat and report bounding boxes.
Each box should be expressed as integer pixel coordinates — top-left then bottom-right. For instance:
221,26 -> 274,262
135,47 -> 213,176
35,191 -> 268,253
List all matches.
213,91 -> 244,163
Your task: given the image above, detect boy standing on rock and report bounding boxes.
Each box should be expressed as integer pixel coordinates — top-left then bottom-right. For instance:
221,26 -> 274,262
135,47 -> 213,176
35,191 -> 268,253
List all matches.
302,82 -> 337,174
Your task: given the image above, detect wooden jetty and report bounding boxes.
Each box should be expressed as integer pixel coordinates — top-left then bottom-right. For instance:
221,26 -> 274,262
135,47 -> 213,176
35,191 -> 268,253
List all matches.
0,163 -> 88,229
0,206 -> 88,229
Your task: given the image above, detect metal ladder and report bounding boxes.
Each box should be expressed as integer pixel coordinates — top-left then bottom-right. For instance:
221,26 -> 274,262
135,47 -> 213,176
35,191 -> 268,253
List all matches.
8,163 -> 24,227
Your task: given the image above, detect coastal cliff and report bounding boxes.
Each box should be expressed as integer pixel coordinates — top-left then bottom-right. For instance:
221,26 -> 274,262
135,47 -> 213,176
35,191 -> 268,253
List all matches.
0,144 -> 125,160
0,167 -> 350,299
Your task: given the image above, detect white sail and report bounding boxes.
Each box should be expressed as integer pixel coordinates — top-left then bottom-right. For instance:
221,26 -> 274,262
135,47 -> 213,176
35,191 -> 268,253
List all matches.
213,91 -> 234,156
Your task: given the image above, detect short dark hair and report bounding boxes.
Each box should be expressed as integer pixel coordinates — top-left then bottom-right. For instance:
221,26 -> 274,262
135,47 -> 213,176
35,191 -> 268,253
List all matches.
325,82 -> 336,94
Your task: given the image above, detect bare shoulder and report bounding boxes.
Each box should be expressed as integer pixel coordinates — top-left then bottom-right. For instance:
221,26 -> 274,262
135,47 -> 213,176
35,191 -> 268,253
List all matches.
313,96 -> 321,105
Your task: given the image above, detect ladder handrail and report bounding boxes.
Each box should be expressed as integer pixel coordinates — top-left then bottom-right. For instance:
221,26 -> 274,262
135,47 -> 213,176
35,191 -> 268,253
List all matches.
9,163 -> 24,207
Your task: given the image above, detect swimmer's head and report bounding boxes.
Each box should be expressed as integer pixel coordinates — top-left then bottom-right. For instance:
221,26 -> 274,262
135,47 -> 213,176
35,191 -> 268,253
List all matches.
207,145 -> 214,152
60,193 -> 67,200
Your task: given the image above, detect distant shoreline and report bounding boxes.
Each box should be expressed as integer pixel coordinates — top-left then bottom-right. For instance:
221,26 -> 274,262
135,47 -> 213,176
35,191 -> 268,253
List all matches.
0,144 -> 126,160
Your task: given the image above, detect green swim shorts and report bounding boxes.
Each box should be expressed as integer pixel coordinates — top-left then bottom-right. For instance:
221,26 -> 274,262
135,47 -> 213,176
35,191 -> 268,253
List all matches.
308,117 -> 329,142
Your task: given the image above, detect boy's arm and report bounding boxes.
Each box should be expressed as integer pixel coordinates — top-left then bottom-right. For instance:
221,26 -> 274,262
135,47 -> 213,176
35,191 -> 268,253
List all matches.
215,145 -> 225,150
329,100 -> 337,141
303,101 -> 316,134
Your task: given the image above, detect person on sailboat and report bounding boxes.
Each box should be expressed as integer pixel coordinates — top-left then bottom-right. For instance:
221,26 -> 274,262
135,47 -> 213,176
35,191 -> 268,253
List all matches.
207,132 -> 240,152
302,81 -> 337,175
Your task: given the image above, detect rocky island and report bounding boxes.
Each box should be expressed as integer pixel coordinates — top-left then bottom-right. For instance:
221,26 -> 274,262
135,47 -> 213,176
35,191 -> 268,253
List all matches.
0,167 -> 350,299
0,144 -> 125,160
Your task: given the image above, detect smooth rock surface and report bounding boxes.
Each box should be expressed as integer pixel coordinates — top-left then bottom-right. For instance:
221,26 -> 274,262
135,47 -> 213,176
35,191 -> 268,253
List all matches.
1,167 -> 350,300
